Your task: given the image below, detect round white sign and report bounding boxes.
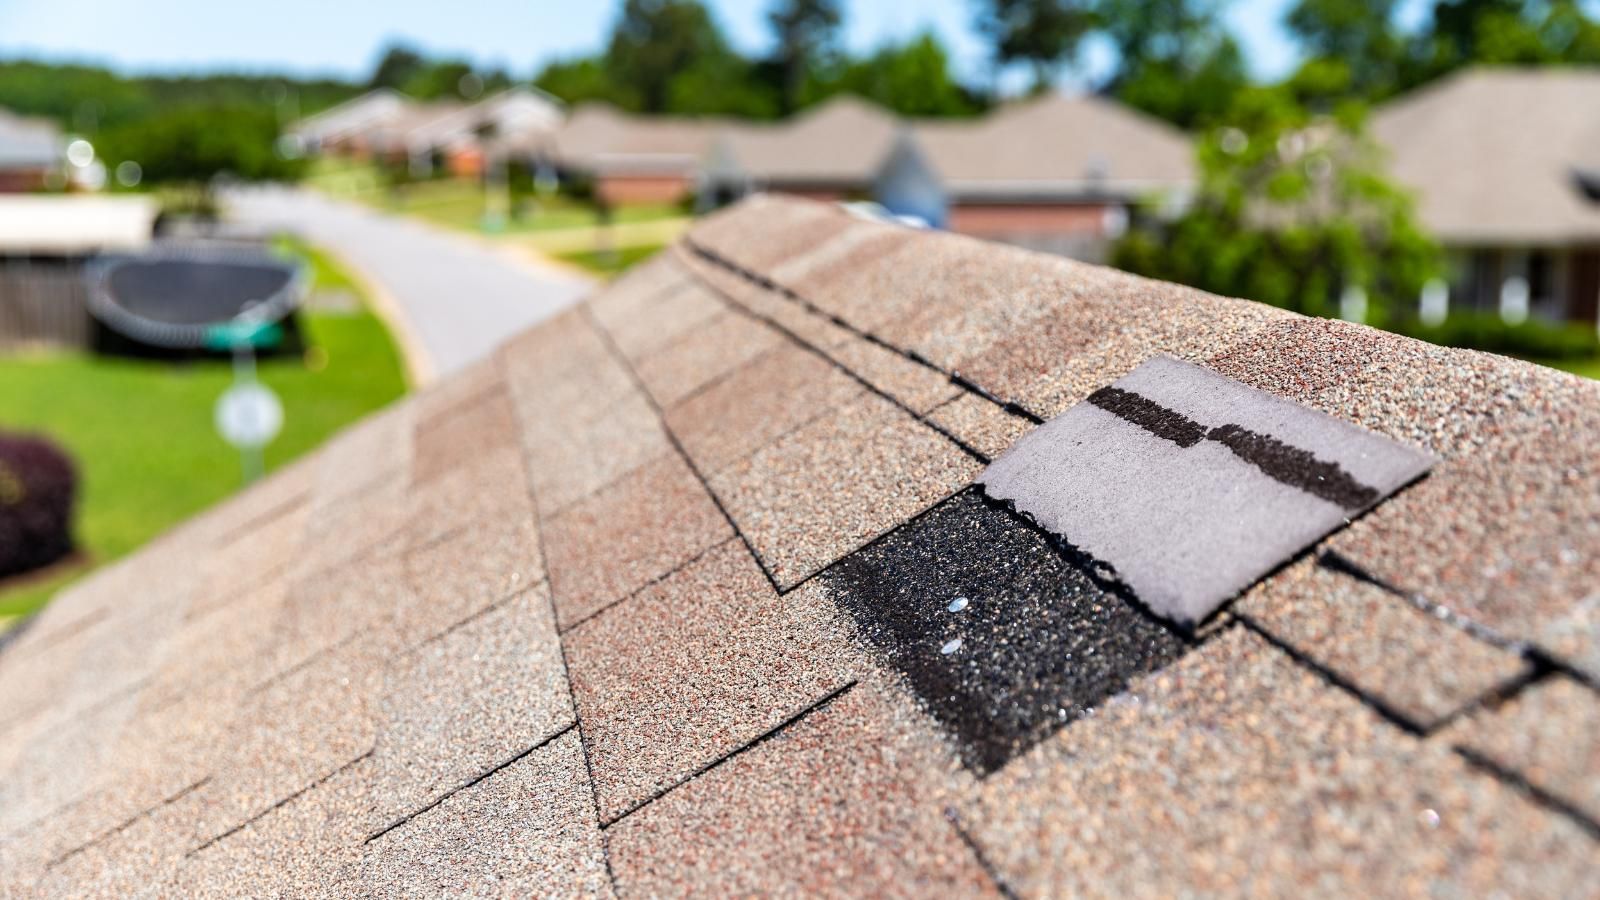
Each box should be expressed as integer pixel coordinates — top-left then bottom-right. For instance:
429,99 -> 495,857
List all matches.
215,383 -> 283,449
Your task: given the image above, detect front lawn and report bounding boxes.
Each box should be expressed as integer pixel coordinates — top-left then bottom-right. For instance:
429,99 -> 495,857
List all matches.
0,241 -> 407,620
555,243 -> 667,278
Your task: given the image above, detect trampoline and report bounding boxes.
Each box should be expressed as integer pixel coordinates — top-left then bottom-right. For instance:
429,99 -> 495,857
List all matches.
87,243 -> 306,350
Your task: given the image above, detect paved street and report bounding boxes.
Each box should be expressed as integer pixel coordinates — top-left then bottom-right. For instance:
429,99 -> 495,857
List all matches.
227,187 -> 594,383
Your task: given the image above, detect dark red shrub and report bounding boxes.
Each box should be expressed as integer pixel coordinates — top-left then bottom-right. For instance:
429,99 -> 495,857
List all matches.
0,432 -> 78,579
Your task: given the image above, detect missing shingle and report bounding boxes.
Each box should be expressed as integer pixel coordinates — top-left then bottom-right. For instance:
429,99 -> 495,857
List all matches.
822,487 -> 1191,774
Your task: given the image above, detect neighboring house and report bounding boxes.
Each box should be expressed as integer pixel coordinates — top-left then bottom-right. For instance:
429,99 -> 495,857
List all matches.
539,103 -> 725,206
1373,68 -> 1600,328
700,93 -> 1194,263
399,87 -> 565,178
885,94 -> 1195,261
701,96 -> 901,204
289,89 -> 409,157
0,107 -> 62,192
294,87 -> 564,178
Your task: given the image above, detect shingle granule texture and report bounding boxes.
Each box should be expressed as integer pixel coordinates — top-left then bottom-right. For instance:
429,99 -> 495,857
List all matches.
608,676 -> 1004,898
363,730 -> 612,898
1238,557 -> 1528,730
961,627 -> 1600,897
1448,676 -> 1600,823
542,451 -> 731,628
710,391 -> 982,587
4,195 -> 1597,896
368,587 -> 573,829
566,538 -> 856,821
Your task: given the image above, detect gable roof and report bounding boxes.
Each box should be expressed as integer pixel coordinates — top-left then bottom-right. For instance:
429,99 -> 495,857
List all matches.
909,93 -> 1195,199
1372,66 -> 1600,244
704,95 -> 903,186
2,195 -> 1598,896
288,89 -> 409,145
546,103 -> 729,175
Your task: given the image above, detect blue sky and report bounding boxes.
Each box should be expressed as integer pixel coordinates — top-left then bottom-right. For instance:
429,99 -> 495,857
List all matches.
0,0 -> 1430,90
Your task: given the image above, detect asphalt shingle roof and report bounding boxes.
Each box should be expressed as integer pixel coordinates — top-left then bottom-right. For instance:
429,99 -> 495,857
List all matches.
2,194 -> 1598,897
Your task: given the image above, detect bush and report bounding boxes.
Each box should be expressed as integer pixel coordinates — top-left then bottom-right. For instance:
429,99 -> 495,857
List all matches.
0,432 -> 78,579
1392,313 -> 1600,361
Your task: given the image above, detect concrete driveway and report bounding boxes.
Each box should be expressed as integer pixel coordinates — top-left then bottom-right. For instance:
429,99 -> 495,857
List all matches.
227,187 -> 594,384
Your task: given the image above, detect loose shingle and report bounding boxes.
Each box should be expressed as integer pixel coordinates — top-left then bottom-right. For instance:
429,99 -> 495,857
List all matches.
1206,316 -> 1600,679
8,195 -> 1600,895
981,355 -> 1435,625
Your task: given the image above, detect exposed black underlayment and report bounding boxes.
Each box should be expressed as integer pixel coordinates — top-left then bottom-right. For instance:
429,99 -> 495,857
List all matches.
1086,386 -> 1380,511
822,486 -> 1192,774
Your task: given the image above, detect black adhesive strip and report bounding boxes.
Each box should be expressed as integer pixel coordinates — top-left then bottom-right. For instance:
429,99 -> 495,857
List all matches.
1086,387 -> 1207,448
1207,423 -> 1378,510
1087,386 -> 1381,511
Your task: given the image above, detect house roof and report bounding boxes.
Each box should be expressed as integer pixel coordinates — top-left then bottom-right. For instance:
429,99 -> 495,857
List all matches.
544,103 -> 728,176
288,89 -> 409,145
3,195 -> 1599,897
704,95 -> 902,187
1372,66 -> 1600,245
909,93 -> 1195,200
0,107 -> 61,171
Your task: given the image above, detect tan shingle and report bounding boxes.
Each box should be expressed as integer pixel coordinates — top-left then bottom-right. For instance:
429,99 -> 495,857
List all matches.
6,195 -> 1598,896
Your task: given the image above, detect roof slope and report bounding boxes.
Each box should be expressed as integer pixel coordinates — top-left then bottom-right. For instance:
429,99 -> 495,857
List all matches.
705,95 -> 902,185
548,103 -> 728,175
1372,66 -> 1600,244
3,196 -> 1599,897
911,93 -> 1195,198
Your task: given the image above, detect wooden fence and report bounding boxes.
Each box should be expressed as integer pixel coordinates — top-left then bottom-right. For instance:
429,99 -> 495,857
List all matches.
0,258 -> 91,351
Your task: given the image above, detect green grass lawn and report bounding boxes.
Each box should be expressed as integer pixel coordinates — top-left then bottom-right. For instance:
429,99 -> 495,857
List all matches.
305,159 -> 684,236
555,243 -> 667,277
0,240 -> 407,620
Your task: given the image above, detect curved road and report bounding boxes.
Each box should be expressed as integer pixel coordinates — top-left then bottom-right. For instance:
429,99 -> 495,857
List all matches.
227,187 -> 594,384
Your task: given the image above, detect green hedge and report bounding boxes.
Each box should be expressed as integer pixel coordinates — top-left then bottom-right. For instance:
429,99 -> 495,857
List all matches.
1391,313 -> 1600,360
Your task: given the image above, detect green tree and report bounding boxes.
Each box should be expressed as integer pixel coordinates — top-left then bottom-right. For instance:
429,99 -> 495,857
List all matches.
99,104 -> 305,189
824,33 -> 983,116
368,44 -> 427,91
1408,0 -> 1600,86
768,0 -> 843,113
534,57 -> 626,106
1096,0 -> 1249,128
1111,88 -> 1442,325
1284,0 -> 1404,99
971,0 -> 1094,92
604,0 -> 734,112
